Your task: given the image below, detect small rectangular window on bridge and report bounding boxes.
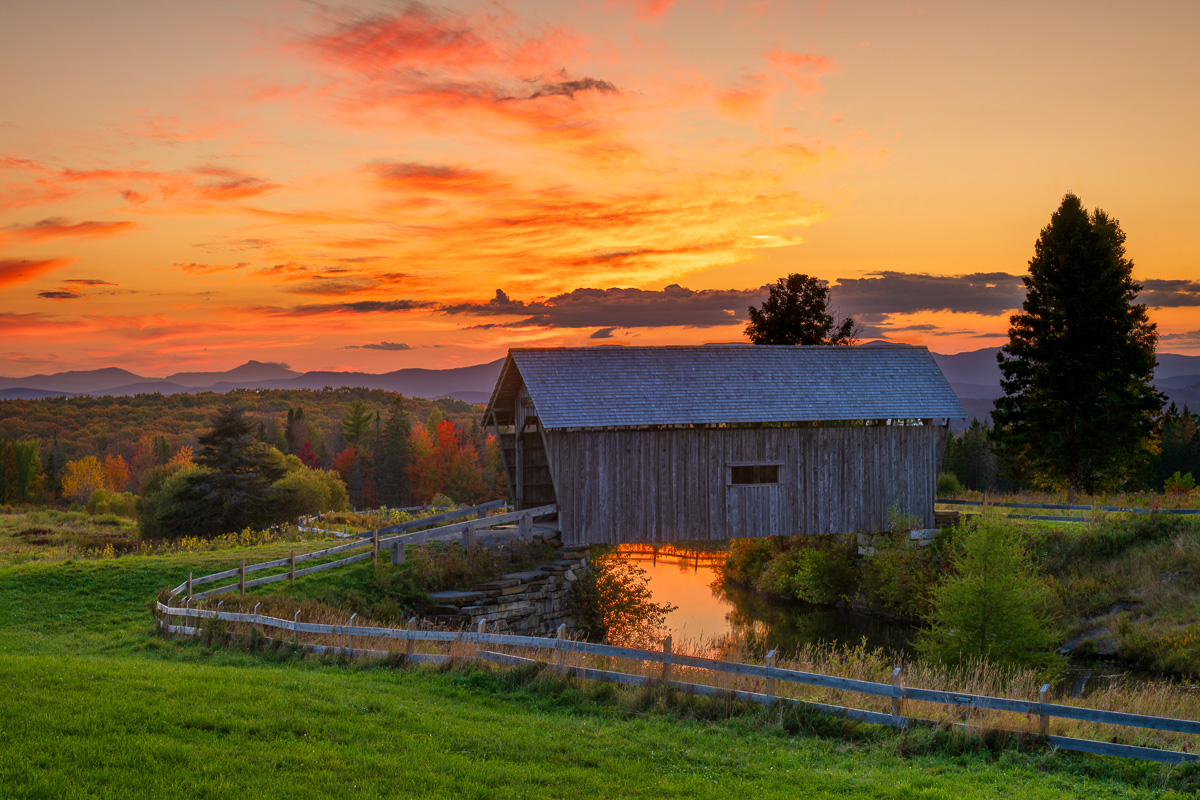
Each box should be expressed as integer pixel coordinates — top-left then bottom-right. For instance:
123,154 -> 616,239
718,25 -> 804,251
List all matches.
728,464 -> 780,485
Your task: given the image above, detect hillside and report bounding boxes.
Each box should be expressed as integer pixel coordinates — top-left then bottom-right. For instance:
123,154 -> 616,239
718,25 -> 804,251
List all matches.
0,545 -> 1188,798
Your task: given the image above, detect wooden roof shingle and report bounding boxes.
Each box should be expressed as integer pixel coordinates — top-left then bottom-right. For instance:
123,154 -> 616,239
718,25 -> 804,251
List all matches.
485,344 -> 965,429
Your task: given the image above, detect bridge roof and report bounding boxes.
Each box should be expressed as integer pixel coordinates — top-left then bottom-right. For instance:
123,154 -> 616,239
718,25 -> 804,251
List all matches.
485,344 -> 964,429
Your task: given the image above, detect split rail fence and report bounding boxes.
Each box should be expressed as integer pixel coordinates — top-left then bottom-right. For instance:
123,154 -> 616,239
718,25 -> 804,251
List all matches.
178,500 -> 554,601
937,498 -> 1200,525
158,499 -> 1200,766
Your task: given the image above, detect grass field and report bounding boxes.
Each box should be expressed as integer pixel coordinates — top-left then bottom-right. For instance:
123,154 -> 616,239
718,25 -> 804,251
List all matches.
1,532 -> 1198,799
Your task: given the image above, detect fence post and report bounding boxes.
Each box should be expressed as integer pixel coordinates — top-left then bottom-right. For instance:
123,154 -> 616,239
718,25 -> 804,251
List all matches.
765,649 -> 777,705
372,531 -> 379,565
348,613 -> 357,658
476,619 -> 486,661
391,541 -> 406,566
289,549 -> 295,585
662,636 -> 673,685
184,597 -> 192,637
891,667 -> 904,724
462,522 -> 476,549
293,609 -> 300,646
556,624 -> 567,675
406,617 -> 417,664
519,512 -> 531,539
253,602 -> 261,638
187,571 -> 193,600
1039,683 -> 1051,736
477,505 -> 487,520
239,559 -> 246,596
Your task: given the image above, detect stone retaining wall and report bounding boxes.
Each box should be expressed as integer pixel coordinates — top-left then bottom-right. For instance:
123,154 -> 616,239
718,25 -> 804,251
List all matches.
420,532 -> 589,635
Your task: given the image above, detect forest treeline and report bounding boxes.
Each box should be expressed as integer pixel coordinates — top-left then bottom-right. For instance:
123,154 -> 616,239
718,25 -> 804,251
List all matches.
942,403 -> 1200,496
0,388 -> 507,512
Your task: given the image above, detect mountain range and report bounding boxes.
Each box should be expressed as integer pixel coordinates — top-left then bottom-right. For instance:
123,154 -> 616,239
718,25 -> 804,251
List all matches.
0,359 -> 504,404
2,349 -> 1198,427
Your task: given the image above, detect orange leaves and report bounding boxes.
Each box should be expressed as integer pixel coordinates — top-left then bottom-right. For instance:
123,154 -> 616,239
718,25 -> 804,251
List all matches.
407,420 -> 486,504
102,454 -> 129,493
61,456 -> 106,505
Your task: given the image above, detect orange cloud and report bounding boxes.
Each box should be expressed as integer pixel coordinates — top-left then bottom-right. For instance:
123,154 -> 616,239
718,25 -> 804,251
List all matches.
0,257 -> 75,287
765,50 -> 837,95
608,0 -> 678,21
306,3 -> 583,78
0,218 -> 137,246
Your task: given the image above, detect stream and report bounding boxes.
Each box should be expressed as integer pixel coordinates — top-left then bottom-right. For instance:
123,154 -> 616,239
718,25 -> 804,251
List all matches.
611,543 -> 1170,697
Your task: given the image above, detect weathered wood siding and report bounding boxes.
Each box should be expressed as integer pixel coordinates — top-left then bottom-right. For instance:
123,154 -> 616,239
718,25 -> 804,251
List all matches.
545,425 -> 948,545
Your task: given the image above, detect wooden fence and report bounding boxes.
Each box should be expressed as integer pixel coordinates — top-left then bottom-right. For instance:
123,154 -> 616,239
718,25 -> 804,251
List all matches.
153,598 -> 1200,766
937,498 -> 1200,524
158,498 -> 1200,766
175,500 -> 555,601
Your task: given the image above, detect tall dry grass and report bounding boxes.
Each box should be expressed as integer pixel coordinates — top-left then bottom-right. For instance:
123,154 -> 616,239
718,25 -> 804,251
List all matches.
168,594 -> 1200,755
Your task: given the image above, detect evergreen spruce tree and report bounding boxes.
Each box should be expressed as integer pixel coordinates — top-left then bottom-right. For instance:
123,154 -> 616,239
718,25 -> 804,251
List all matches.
380,397 -> 412,507
158,406 -> 289,537
917,518 -> 1058,668
340,399 -> 373,448
993,194 -> 1162,501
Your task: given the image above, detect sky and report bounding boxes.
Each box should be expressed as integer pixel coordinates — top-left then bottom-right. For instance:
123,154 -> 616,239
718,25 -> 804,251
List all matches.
2,0 -> 1198,376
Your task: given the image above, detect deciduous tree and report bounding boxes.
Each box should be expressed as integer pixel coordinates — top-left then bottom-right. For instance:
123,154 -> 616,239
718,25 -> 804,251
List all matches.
61,455 -> 106,505
744,273 -> 856,346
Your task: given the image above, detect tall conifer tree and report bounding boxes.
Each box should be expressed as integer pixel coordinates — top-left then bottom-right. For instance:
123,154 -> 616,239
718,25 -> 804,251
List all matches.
380,397 -> 412,507
993,194 -> 1162,500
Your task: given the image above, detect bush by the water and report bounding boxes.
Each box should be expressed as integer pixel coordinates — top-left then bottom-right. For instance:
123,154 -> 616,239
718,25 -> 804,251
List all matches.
752,536 -> 856,605
917,517 -> 1058,669
566,551 -> 677,648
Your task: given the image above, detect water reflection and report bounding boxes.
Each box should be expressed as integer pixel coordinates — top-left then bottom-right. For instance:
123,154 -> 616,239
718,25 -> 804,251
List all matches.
611,544 -> 1163,696
614,543 -> 914,660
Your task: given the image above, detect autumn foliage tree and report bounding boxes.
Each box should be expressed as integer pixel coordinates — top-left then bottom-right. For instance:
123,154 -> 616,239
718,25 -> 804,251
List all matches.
61,456 -> 107,505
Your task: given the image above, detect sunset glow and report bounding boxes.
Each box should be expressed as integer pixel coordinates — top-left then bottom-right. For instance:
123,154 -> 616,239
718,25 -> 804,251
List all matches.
3,0 -> 1198,375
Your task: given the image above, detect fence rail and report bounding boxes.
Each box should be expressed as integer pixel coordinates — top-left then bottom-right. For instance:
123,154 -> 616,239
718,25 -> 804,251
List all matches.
936,498 -> 1200,525
171,501 -> 557,599
154,598 -> 1199,765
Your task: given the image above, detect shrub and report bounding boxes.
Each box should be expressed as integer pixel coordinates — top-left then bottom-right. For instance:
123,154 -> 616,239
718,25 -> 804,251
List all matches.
430,493 -> 454,508
1165,471 -> 1196,495
85,488 -> 137,518
718,537 -> 777,586
137,464 -> 209,539
860,511 -> 948,619
274,467 -> 349,519
917,517 -> 1059,669
754,537 -> 856,605
565,551 -> 677,649
937,471 -> 965,496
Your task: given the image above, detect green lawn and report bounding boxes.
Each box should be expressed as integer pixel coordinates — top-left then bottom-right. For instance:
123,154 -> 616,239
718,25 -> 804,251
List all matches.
0,549 -> 1194,799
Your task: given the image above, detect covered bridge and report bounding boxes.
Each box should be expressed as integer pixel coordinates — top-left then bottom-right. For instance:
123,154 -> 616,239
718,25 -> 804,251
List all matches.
482,344 -> 965,546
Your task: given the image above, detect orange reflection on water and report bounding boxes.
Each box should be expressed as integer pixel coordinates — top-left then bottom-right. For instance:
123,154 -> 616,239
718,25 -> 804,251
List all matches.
615,543 -> 734,646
